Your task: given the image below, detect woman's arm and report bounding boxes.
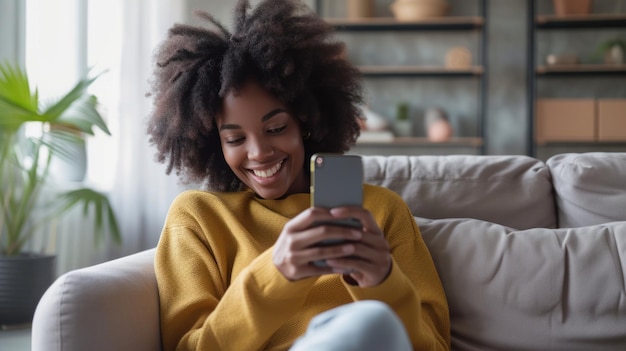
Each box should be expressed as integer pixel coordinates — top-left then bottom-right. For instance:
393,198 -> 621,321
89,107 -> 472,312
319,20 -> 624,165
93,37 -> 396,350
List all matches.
155,193 -> 316,351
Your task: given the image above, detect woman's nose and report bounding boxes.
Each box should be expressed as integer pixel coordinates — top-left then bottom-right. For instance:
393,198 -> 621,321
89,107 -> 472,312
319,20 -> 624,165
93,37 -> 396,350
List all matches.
247,136 -> 274,160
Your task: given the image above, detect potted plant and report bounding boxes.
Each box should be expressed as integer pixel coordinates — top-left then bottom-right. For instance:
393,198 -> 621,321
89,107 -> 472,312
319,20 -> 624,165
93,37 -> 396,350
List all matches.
0,62 -> 121,326
594,39 -> 626,65
394,102 -> 414,137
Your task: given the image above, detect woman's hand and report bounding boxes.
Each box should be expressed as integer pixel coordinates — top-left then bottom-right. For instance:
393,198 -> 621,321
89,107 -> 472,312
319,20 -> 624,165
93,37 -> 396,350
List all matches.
272,206 -> 391,287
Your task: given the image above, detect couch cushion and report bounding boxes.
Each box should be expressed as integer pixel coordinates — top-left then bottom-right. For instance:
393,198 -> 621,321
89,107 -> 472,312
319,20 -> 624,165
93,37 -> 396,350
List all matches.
548,153 -> 626,228
418,217 -> 626,351
362,155 -> 556,229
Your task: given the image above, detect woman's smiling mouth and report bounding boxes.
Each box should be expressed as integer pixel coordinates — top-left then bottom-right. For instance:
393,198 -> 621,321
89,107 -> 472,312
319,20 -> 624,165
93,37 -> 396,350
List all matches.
250,160 -> 284,178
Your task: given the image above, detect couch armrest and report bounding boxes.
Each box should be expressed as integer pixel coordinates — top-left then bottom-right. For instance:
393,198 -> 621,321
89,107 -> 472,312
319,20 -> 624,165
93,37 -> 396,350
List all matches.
32,248 -> 161,351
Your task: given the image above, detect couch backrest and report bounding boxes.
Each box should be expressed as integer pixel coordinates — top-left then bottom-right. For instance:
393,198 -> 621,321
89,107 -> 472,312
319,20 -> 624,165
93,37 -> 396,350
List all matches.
547,152 -> 626,227
362,155 -> 557,230
419,217 -> 626,351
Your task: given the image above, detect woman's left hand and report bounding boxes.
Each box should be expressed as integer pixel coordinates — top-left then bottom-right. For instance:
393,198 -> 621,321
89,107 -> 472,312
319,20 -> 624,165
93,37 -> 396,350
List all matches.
324,207 -> 392,288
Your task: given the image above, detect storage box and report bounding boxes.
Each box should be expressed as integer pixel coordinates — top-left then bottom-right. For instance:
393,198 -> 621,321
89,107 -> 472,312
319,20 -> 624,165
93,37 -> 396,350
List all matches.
552,0 -> 592,17
535,99 -> 596,143
597,99 -> 626,141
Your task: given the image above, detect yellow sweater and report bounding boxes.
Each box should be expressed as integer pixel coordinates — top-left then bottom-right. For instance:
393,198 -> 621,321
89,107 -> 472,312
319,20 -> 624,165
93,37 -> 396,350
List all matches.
155,184 -> 450,351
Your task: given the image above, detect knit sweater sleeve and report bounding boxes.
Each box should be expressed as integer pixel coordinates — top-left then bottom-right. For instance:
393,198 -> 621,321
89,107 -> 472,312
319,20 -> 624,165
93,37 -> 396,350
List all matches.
155,191 -> 316,351
344,185 -> 451,350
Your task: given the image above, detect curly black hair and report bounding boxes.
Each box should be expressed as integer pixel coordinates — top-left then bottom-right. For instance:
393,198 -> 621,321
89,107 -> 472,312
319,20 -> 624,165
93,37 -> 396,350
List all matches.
146,0 -> 364,192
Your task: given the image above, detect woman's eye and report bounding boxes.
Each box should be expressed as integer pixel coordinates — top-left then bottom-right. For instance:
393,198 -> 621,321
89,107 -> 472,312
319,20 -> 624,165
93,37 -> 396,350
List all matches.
224,136 -> 244,145
267,126 -> 286,134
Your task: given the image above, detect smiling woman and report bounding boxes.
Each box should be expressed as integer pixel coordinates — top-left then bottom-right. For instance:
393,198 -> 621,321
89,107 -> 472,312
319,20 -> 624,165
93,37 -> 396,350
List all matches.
146,1 -> 450,350
218,80 -> 308,200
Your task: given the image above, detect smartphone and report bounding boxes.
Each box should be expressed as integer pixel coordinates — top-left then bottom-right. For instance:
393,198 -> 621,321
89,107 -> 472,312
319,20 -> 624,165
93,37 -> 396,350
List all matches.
310,153 -> 363,266
310,153 -> 363,214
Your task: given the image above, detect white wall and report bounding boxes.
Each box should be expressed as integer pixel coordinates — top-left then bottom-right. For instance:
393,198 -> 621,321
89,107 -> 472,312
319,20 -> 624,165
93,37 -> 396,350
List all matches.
185,0 -> 315,27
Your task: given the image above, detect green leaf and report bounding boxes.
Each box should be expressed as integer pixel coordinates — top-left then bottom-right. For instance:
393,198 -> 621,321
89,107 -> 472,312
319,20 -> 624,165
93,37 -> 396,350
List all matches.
55,95 -> 111,136
0,62 -> 120,256
56,188 -> 121,246
40,130 -> 85,165
0,62 -> 42,132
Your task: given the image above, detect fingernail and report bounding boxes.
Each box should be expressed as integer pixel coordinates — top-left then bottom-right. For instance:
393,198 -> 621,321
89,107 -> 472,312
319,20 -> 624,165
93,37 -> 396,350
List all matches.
352,230 -> 362,239
343,244 -> 354,254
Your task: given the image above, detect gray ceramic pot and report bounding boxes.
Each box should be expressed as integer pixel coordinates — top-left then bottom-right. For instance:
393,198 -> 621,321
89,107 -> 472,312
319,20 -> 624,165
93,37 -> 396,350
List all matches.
0,253 -> 55,326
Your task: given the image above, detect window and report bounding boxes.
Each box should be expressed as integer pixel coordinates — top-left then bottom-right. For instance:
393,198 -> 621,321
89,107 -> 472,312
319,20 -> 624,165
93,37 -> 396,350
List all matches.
25,0 -> 123,188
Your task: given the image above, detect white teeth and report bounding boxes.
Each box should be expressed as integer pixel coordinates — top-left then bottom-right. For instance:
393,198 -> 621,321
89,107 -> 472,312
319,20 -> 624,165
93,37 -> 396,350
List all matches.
252,161 -> 283,178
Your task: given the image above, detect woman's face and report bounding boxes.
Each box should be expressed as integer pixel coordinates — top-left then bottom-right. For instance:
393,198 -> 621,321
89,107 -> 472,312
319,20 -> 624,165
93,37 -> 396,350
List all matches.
217,80 -> 309,199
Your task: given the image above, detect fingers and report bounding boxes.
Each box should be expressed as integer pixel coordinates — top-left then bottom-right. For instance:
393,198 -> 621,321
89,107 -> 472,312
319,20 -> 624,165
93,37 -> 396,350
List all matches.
320,207 -> 392,287
273,208 -> 364,281
328,206 -> 381,235
274,206 -> 392,286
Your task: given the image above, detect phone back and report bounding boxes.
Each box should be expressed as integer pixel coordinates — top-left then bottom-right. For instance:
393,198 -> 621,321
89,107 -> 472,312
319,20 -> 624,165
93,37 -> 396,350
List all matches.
310,154 -> 363,209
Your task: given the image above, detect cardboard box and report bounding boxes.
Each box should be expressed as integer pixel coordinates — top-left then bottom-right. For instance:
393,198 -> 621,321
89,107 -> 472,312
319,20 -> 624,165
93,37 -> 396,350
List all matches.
597,99 -> 626,141
536,99 -> 596,143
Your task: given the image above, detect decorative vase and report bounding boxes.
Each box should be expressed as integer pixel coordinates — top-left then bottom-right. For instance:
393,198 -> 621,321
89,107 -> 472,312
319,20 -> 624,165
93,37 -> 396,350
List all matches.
390,0 -> 450,21
49,125 -> 88,182
424,107 -> 453,142
0,253 -> 56,326
347,0 -> 374,19
552,0 -> 592,17
604,45 -> 625,65
49,141 -> 88,182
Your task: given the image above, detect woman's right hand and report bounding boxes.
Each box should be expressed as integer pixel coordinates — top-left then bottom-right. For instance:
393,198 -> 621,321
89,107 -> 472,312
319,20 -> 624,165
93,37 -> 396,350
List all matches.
272,207 -> 363,281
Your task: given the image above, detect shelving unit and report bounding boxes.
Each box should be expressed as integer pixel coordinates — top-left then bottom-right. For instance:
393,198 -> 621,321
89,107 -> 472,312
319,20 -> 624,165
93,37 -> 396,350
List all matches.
527,2 -> 626,157
316,0 -> 488,155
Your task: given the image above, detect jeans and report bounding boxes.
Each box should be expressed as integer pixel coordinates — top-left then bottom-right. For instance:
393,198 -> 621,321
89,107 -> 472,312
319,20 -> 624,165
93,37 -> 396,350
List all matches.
289,300 -> 412,351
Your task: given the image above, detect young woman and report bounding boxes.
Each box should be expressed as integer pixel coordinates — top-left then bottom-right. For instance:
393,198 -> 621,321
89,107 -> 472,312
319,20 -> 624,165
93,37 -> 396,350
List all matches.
147,1 -> 450,350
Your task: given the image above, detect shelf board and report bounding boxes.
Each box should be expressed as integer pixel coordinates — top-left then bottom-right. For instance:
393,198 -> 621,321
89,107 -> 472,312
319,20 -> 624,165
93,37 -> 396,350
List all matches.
359,65 -> 483,77
536,140 -> 626,146
536,64 -> 626,76
356,137 -> 483,147
536,14 -> 626,29
326,16 -> 484,31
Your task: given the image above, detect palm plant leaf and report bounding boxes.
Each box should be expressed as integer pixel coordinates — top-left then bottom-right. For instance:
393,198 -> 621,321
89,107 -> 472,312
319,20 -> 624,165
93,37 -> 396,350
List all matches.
55,95 -> 111,136
0,62 -> 41,131
41,130 -> 85,164
55,188 -> 121,245
41,73 -> 99,122
1,62 -> 121,256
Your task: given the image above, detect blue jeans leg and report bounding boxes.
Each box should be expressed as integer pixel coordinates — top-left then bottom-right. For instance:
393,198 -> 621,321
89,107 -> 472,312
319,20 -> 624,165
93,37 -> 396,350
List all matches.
289,300 -> 412,351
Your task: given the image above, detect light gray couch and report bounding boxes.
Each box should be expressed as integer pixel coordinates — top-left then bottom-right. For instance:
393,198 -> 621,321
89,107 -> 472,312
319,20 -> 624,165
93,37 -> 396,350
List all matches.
32,152 -> 626,351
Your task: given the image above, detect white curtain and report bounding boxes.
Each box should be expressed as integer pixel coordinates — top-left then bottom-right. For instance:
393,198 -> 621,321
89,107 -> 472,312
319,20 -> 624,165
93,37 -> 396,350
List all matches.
103,0 -> 187,260
23,0 -> 187,275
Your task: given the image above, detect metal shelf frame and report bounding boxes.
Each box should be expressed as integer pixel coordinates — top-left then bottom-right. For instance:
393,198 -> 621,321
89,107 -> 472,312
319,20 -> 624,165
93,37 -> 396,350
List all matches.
315,0 -> 489,154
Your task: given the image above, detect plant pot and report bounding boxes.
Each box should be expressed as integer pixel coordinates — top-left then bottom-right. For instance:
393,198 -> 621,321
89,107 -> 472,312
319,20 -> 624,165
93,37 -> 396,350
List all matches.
0,253 -> 55,326
390,0 -> 450,21
394,119 -> 414,137
49,125 -> 88,182
347,0 -> 374,19
49,141 -> 88,182
604,45 -> 625,65
552,0 -> 592,17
